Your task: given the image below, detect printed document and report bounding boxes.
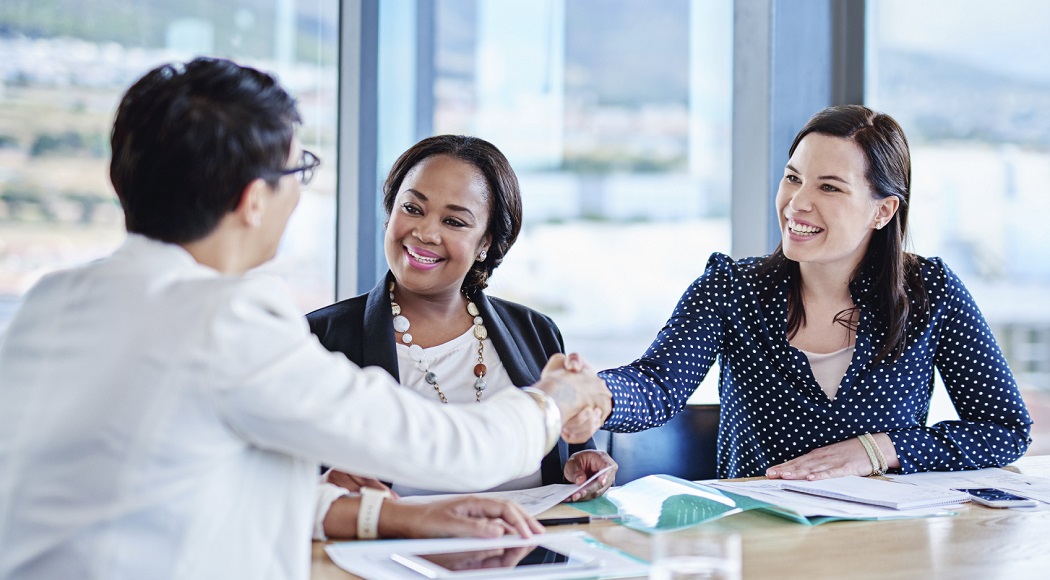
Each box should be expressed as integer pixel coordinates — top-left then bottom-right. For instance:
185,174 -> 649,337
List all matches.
780,476 -> 970,509
397,466 -> 615,515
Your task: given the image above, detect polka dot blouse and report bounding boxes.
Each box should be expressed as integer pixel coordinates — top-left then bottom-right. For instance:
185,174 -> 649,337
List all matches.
599,253 -> 1033,478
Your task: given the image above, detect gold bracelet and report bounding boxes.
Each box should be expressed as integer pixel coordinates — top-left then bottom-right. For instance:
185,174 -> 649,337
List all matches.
863,433 -> 888,474
522,386 -> 562,454
857,434 -> 882,476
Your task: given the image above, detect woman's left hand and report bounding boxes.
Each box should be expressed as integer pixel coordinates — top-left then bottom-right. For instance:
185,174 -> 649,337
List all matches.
765,438 -> 874,480
563,450 -> 616,501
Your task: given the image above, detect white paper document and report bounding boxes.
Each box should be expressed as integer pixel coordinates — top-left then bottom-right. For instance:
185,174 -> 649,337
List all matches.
886,467 -> 1050,505
325,530 -> 648,580
397,466 -> 615,516
707,479 -> 957,519
780,476 -> 970,509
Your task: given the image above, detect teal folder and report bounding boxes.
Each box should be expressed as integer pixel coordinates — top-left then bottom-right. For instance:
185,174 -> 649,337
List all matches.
570,474 -> 954,533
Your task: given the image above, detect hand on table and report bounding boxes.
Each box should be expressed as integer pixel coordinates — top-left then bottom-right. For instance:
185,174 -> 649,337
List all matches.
380,496 -> 544,540
765,434 -> 898,480
563,449 -> 616,502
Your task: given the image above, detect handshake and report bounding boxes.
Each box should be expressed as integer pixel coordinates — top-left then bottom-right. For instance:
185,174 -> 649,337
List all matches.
532,353 -> 613,444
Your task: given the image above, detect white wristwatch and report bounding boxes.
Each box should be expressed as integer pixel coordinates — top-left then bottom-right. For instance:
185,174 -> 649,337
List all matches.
356,487 -> 391,540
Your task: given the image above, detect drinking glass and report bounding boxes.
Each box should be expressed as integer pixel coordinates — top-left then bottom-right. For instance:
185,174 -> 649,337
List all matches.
649,530 -> 742,580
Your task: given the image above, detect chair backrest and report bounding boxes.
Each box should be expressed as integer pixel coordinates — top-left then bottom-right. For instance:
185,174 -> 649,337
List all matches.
596,404 -> 720,485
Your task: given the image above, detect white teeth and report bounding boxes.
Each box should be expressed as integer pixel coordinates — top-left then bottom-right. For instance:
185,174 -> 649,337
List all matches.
407,248 -> 440,264
788,219 -> 823,235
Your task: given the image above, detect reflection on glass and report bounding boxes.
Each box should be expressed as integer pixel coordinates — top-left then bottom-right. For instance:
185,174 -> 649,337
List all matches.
0,1 -> 337,337
867,0 -> 1050,452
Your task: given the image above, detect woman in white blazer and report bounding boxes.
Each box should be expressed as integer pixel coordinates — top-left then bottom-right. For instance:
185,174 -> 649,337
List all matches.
0,57 -> 611,580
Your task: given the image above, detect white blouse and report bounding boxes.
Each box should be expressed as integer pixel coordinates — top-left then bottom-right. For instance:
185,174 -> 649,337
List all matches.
393,327 -> 544,495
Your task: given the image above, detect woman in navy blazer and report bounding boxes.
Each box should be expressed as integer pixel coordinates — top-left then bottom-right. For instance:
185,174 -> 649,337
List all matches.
308,135 -> 615,499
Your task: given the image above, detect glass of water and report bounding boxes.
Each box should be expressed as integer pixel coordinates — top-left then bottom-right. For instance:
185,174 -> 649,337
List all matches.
649,530 -> 742,580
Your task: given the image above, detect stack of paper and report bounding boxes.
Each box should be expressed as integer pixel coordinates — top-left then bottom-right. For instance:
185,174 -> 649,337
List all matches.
704,479 -> 959,525
780,476 -> 970,509
886,467 -> 1050,505
396,466 -> 615,516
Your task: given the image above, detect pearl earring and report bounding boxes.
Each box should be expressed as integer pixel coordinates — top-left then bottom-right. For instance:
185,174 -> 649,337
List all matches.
875,220 -> 883,230
477,250 -> 487,261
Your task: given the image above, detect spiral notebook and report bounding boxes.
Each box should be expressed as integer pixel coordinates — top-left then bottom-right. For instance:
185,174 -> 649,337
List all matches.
782,476 -> 971,510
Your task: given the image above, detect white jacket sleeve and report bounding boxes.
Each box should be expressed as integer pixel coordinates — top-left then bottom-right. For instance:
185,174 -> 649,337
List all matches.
199,277 -> 548,491
313,483 -> 350,541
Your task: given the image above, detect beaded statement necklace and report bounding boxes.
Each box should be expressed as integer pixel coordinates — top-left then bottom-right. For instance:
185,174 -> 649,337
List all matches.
389,281 -> 488,403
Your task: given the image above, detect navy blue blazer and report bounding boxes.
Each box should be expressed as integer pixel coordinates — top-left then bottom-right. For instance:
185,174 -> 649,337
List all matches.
306,272 -> 594,485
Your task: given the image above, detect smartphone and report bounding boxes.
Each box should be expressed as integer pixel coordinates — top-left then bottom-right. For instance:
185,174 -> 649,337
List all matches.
390,544 -> 599,578
955,488 -> 1038,508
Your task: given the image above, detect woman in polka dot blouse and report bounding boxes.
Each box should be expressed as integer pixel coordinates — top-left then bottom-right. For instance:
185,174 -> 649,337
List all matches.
596,104 -> 1032,479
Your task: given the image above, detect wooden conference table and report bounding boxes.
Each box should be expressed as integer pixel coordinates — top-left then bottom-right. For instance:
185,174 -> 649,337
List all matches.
311,455 -> 1050,579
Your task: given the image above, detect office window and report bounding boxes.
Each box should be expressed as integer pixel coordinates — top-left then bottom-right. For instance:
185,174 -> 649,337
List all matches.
867,0 -> 1050,451
0,0 -> 338,337
377,0 -> 733,379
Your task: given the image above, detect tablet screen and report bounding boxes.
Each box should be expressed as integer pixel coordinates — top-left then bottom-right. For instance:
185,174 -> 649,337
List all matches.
391,544 -> 594,577
421,545 -> 568,571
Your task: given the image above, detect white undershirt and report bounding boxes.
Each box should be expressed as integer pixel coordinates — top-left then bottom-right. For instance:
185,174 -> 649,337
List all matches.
393,327 -> 544,496
800,345 -> 855,401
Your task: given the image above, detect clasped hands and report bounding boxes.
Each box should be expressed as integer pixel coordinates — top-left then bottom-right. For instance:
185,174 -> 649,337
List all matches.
537,352 -> 612,444
537,352 -> 616,501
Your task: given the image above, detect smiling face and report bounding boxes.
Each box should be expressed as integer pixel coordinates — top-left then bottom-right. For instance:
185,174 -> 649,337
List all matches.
384,154 -> 492,300
775,133 -> 898,274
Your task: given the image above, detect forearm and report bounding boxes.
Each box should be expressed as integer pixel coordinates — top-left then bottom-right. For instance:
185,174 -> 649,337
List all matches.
231,360 -> 545,491
599,363 -> 697,432
322,497 -> 415,540
321,496 -> 360,539
886,421 -> 1031,473
871,432 -> 901,471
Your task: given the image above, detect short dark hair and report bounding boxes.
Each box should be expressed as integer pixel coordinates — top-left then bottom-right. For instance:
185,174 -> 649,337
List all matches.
762,104 -> 928,365
110,57 -> 300,243
382,135 -> 523,294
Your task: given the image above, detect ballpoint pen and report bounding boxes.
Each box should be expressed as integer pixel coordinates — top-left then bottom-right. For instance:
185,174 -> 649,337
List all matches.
537,514 -> 624,526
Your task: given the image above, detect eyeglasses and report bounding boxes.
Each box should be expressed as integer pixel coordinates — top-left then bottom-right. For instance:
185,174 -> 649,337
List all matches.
276,150 -> 321,186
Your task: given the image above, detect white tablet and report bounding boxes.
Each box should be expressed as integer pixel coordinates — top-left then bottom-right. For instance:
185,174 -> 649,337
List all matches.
390,544 -> 600,578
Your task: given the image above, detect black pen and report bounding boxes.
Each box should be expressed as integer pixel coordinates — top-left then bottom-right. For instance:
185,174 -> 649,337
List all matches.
537,514 -> 623,526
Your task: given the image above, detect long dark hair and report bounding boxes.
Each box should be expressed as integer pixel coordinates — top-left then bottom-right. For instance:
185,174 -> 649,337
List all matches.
383,135 -> 522,294
760,104 -> 928,365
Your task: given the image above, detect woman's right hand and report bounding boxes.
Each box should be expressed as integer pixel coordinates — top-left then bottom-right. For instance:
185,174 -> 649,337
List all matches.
322,468 -> 399,499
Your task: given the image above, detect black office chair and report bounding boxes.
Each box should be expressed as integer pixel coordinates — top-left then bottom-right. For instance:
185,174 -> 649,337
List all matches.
599,404 -> 720,484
